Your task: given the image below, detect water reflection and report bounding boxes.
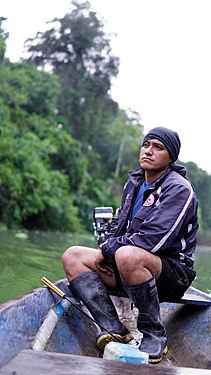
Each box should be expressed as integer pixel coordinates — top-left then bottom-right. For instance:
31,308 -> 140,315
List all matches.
193,245 -> 211,293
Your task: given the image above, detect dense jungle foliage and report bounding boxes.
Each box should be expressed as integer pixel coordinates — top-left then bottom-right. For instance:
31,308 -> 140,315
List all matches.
0,2 -> 211,236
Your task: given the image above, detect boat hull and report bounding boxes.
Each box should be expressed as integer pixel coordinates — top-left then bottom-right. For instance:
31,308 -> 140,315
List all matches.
0,280 -> 210,370
0,279 -> 99,367
161,299 -> 211,369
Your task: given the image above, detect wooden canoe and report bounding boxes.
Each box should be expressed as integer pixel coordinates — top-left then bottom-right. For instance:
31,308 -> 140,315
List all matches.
0,279 -> 210,375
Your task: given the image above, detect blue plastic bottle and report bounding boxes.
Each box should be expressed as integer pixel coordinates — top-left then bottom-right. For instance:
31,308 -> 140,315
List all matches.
103,342 -> 149,364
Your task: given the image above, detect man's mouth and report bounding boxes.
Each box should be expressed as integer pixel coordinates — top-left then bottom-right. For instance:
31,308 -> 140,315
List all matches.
141,157 -> 153,162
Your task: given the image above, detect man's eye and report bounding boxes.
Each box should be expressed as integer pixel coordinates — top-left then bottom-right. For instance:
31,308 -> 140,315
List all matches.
155,144 -> 164,150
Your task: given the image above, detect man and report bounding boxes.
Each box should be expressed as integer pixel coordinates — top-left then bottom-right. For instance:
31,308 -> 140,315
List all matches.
62,127 -> 198,363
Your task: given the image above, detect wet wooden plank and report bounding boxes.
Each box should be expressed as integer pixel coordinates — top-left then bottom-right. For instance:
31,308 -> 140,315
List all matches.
180,293 -> 211,306
0,350 -> 209,375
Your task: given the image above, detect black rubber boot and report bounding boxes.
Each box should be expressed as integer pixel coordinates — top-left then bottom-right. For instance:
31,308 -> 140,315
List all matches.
125,277 -> 167,363
68,270 -> 133,350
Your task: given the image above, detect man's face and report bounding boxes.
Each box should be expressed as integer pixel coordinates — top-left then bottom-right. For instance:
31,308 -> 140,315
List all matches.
140,139 -> 172,172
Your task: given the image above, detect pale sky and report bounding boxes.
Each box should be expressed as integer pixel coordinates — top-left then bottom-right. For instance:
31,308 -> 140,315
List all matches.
2,0 -> 211,174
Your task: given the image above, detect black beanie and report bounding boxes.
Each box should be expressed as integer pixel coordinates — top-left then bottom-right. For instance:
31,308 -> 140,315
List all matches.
143,126 -> 181,162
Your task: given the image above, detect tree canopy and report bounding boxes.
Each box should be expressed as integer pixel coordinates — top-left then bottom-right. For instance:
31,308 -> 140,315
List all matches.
0,2 -> 211,235
25,0 -> 119,145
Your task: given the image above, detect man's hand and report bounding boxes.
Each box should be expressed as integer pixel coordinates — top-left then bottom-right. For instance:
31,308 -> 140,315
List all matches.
95,249 -> 114,277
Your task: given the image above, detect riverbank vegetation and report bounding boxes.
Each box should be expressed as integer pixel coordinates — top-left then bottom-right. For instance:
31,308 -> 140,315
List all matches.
1,2 -> 211,238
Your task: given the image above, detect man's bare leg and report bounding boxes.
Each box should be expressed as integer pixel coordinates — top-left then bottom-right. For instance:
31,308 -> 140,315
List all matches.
113,246 -> 167,363
62,245 -> 117,289
62,245 -> 133,350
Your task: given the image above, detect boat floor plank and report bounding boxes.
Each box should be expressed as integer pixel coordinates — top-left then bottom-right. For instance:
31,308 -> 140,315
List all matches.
0,350 -> 210,375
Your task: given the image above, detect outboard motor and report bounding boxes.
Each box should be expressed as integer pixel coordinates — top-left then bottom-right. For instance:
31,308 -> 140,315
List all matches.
93,206 -> 113,245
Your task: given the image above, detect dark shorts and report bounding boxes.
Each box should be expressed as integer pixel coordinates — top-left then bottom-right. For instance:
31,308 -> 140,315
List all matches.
113,256 -> 196,303
156,257 -> 195,302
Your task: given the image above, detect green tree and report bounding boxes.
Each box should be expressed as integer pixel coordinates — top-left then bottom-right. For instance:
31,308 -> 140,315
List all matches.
185,161 -> 211,229
0,17 -> 8,63
0,61 -> 84,231
0,61 -> 60,126
25,0 -> 119,144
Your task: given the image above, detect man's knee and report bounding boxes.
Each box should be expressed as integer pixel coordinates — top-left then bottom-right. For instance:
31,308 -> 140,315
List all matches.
62,245 -> 83,270
115,246 -> 145,271
115,246 -> 161,284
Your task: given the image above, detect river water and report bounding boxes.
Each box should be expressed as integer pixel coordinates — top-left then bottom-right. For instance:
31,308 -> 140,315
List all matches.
0,230 -> 210,304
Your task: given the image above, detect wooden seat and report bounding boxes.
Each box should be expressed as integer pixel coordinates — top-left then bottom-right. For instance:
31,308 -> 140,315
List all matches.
0,349 -> 209,375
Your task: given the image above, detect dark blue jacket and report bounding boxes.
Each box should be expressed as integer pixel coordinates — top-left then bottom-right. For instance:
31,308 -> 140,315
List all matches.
101,165 -> 198,279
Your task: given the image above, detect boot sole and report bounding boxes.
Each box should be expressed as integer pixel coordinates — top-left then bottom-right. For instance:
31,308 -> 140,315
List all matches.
148,345 -> 168,364
96,333 -> 134,351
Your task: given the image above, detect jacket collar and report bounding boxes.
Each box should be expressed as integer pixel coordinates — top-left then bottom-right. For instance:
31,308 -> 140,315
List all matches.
129,163 -> 187,188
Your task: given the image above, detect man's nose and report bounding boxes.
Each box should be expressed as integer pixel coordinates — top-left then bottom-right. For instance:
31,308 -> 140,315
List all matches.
145,145 -> 153,154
